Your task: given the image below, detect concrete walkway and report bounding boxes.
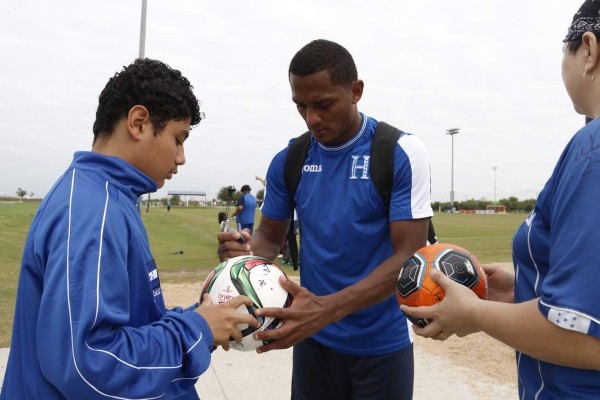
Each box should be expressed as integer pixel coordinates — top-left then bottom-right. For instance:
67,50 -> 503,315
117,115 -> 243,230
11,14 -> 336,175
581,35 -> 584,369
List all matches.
0,346 -> 517,399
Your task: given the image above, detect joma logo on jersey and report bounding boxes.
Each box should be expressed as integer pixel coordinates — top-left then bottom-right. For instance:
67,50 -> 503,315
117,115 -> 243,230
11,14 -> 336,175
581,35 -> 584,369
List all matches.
303,164 -> 322,173
349,155 -> 370,180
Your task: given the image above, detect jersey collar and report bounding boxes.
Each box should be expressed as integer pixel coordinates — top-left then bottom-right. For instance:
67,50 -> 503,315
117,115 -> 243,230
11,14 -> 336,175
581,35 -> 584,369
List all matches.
318,112 -> 368,152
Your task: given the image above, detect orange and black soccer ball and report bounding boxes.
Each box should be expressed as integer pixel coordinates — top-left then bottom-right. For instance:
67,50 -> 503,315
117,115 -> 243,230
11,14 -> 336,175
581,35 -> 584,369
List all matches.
396,243 -> 488,327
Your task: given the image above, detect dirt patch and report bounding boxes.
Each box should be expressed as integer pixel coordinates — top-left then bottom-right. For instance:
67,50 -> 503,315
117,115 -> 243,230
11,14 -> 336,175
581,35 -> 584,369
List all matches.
412,262 -> 517,385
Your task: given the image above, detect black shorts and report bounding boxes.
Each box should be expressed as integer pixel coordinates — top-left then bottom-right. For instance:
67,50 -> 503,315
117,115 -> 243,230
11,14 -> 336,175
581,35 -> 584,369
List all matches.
291,338 -> 414,400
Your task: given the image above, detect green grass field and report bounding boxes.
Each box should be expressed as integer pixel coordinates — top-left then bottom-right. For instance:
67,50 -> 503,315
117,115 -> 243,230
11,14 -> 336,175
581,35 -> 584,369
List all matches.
0,202 -> 525,347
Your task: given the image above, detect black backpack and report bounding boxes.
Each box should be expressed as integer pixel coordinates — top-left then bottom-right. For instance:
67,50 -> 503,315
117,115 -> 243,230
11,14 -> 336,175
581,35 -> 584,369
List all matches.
283,121 -> 437,270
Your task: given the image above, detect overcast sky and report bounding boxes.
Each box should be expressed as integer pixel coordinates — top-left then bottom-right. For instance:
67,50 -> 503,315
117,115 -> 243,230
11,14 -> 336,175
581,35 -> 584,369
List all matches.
0,1 -> 586,203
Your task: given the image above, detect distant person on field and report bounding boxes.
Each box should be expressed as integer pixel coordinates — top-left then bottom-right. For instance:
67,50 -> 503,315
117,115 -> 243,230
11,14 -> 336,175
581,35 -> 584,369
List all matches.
167,198 -> 172,211
218,39 -> 432,400
401,2 -> 600,398
231,184 -> 257,233
0,58 -> 258,400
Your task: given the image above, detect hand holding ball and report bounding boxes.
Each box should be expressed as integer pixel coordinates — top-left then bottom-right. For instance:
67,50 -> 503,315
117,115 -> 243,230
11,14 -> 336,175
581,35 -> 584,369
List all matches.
201,256 -> 293,351
396,243 -> 487,327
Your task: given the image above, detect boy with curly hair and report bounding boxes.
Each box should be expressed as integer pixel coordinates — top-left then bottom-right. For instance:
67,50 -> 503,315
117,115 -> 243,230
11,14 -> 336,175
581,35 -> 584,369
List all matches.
1,58 -> 258,400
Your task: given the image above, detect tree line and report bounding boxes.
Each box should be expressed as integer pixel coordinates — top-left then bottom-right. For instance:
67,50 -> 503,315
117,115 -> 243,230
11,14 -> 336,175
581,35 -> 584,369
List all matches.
8,186 -> 532,213
215,186 -> 264,203
432,197 -> 536,213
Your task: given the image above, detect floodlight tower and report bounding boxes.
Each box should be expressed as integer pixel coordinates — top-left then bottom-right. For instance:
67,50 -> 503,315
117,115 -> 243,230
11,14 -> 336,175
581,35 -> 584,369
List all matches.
492,166 -> 497,203
446,128 -> 460,212
138,0 -> 148,214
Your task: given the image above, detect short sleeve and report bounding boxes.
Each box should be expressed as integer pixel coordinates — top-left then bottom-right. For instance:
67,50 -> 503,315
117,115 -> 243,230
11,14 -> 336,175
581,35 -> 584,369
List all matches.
261,147 -> 296,221
389,133 -> 433,221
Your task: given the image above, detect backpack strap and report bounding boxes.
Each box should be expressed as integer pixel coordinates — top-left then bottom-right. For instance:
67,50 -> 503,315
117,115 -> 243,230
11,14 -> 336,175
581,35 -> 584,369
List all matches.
370,121 -> 402,214
371,121 -> 438,244
427,219 -> 437,245
283,131 -> 311,270
284,131 -> 311,201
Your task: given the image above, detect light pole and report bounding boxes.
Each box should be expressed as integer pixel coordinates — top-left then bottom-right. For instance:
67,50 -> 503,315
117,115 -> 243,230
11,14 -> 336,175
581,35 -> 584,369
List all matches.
139,0 -> 147,58
139,0 -> 148,214
446,128 -> 459,212
492,166 -> 497,203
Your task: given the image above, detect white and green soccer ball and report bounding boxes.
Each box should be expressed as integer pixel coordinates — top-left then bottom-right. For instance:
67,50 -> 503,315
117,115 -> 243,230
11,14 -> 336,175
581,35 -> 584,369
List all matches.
201,255 -> 293,351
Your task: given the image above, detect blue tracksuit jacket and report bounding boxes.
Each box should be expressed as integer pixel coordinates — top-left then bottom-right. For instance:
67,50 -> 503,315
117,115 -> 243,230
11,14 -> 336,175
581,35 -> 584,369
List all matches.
1,152 -> 212,399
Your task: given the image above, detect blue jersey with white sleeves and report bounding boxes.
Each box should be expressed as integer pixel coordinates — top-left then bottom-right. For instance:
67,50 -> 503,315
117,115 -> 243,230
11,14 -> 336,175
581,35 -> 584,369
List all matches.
512,118 -> 600,399
1,152 -> 212,400
261,114 -> 433,356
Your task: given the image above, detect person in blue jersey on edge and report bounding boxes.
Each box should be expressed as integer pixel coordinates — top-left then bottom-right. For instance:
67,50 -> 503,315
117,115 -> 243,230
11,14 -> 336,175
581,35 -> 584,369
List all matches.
218,39 -> 433,399
0,58 -> 258,400
231,184 -> 257,233
401,1 -> 600,398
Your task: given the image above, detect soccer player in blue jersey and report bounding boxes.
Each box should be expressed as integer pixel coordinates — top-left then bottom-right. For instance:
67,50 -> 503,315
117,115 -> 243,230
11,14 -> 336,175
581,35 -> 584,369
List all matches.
231,184 -> 257,233
1,58 -> 258,400
401,1 -> 600,398
218,39 -> 433,399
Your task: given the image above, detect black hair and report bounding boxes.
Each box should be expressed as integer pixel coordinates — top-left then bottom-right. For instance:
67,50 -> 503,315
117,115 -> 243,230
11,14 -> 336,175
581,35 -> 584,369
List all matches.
288,39 -> 357,87
241,184 -> 251,192
565,32 -> 600,53
92,58 -> 202,144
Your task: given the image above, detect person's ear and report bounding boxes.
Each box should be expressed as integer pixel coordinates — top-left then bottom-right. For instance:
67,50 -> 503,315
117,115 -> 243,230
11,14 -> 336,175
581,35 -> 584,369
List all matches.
351,79 -> 364,104
582,32 -> 600,78
126,105 -> 151,140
